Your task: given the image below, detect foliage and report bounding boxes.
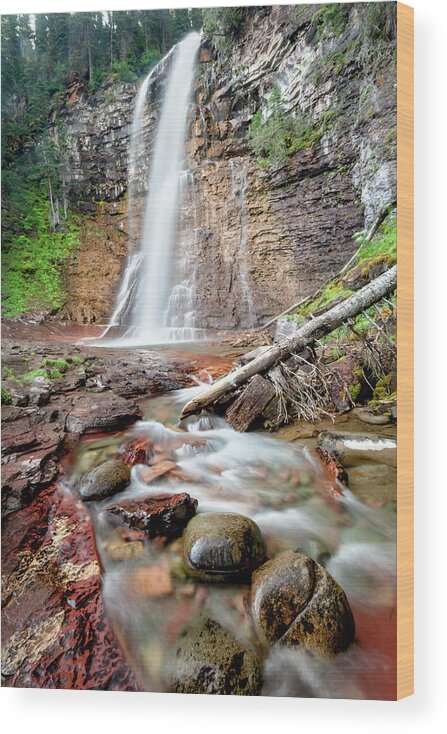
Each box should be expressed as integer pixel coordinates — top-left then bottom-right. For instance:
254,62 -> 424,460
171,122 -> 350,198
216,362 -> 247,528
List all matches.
1,388 -> 13,405
203,7 -> 246,39
312,4 -> 350,38
2,190 -> 80,318
249,87 -> 332,168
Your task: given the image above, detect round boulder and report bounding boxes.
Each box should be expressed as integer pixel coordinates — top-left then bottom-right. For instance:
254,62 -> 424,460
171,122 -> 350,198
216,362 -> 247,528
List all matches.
183,512 -> 266,581
78,459 -> 131,501
250,551 -> 355,655
164,616 -> 263,695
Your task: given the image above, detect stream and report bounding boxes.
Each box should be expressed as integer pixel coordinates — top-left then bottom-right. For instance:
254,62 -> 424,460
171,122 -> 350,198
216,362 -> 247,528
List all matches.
64,345 -> 397,700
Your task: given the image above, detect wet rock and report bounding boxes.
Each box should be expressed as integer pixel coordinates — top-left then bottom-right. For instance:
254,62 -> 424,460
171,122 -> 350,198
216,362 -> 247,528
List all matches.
1,484 -> 141,690
103,492 -> 198,539
1,410 -> 65,516
65,393 -> 142,433
117,436 -> 154,467
250,551 -> 355,655
310,447 -> 349,495
353,407 -> 391,425
78,459 -> 131,501
183,512 -> 266,581
164,616 -> 263,695
318,430 -> 397,467
125,565 -> 174,598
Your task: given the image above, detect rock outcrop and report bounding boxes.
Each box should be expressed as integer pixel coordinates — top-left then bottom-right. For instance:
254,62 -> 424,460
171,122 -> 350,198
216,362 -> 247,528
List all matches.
53,4 -> 396,327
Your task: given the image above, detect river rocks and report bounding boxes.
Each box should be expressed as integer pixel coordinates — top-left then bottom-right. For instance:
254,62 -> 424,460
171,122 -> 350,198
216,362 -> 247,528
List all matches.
318,430 -> 397,468
103,492 -> 198,539
164,616 -> 263,695
183,512 -> 266,581
78,459 -> 131,501
250,551 -> 355,655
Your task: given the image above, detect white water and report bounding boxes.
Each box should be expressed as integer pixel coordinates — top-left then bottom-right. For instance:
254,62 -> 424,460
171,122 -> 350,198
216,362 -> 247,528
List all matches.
71,383 -> 396,696
230,161 -> 256,327
102,33 -> 201,346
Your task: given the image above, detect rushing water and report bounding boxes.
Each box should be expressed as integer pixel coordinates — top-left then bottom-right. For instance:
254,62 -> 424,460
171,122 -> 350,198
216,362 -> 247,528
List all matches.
103,33 -> 201,346
68,378 -> 397,699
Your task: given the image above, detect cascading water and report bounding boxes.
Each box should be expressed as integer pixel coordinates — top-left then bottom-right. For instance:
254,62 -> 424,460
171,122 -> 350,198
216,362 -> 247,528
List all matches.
103,32 -> 201,345
230,161 -> 256,328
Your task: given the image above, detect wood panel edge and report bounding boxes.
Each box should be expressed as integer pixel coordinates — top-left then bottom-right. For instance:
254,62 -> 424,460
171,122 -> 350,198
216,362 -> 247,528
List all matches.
396,0 -> 414,701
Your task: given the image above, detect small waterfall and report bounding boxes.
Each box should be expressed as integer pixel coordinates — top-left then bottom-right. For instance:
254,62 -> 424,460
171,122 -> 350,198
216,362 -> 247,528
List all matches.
104,32 -> 201,345
230,161 -> 256,327
163,169 -> 202,340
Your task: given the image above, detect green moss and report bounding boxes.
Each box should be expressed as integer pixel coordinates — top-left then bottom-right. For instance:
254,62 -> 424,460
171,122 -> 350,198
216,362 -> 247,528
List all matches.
42,357 -> 69,372
21,368 -> 49,382
348,381 -> 361,401
313,4 -> 349,38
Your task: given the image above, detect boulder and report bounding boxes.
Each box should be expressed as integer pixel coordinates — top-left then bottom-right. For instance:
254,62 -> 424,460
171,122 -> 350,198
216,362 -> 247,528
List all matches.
78,459 -> 131,501
250,551 -> 355,655
183,512 -> 266,582
318,430 -> 397,467
103,492 -> 198,539
164,616 -> 263,695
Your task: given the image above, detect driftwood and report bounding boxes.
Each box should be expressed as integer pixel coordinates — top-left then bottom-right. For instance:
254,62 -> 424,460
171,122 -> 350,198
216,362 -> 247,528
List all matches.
180,265 -> 397,418
262,204 -> 393,330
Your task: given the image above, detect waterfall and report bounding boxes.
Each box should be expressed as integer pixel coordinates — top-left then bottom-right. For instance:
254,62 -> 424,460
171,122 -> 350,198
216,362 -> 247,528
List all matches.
230,161 -> 256,327
104,32 -> 200,345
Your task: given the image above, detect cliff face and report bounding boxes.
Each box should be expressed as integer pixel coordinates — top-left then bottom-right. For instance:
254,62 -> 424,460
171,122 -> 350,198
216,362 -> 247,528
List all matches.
56,3 -> 396,327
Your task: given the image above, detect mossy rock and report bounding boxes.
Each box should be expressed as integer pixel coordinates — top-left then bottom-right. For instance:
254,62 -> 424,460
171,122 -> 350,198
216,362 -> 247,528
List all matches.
164,616 -> 263,695
78,459 -> 131,501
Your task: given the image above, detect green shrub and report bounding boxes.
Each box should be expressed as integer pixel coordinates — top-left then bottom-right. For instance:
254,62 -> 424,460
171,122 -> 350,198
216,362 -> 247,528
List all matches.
249,87 -> 331,167
112,60 -> 138,84
1,190 -> 80,318
313,4 -> 350,38
1,388 -> 13,405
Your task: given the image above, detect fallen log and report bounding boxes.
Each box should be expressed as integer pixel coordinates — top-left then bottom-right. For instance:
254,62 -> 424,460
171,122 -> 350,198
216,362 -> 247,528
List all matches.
180,265 -> 396,418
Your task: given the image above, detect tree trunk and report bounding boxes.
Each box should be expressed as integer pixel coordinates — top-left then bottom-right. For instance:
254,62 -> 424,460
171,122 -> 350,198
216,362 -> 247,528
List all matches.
180,265 -> 397,418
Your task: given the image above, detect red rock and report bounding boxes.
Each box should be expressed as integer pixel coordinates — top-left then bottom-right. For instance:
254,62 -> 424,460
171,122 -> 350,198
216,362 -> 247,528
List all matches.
1,484 -> 142,690
311,447 -> 349,497
103,492 -> 198,539
117,437 -> 153,467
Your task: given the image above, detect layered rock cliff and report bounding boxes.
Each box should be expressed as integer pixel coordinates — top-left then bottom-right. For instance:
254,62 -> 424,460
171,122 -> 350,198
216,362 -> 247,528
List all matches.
55,3 -> 396,328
